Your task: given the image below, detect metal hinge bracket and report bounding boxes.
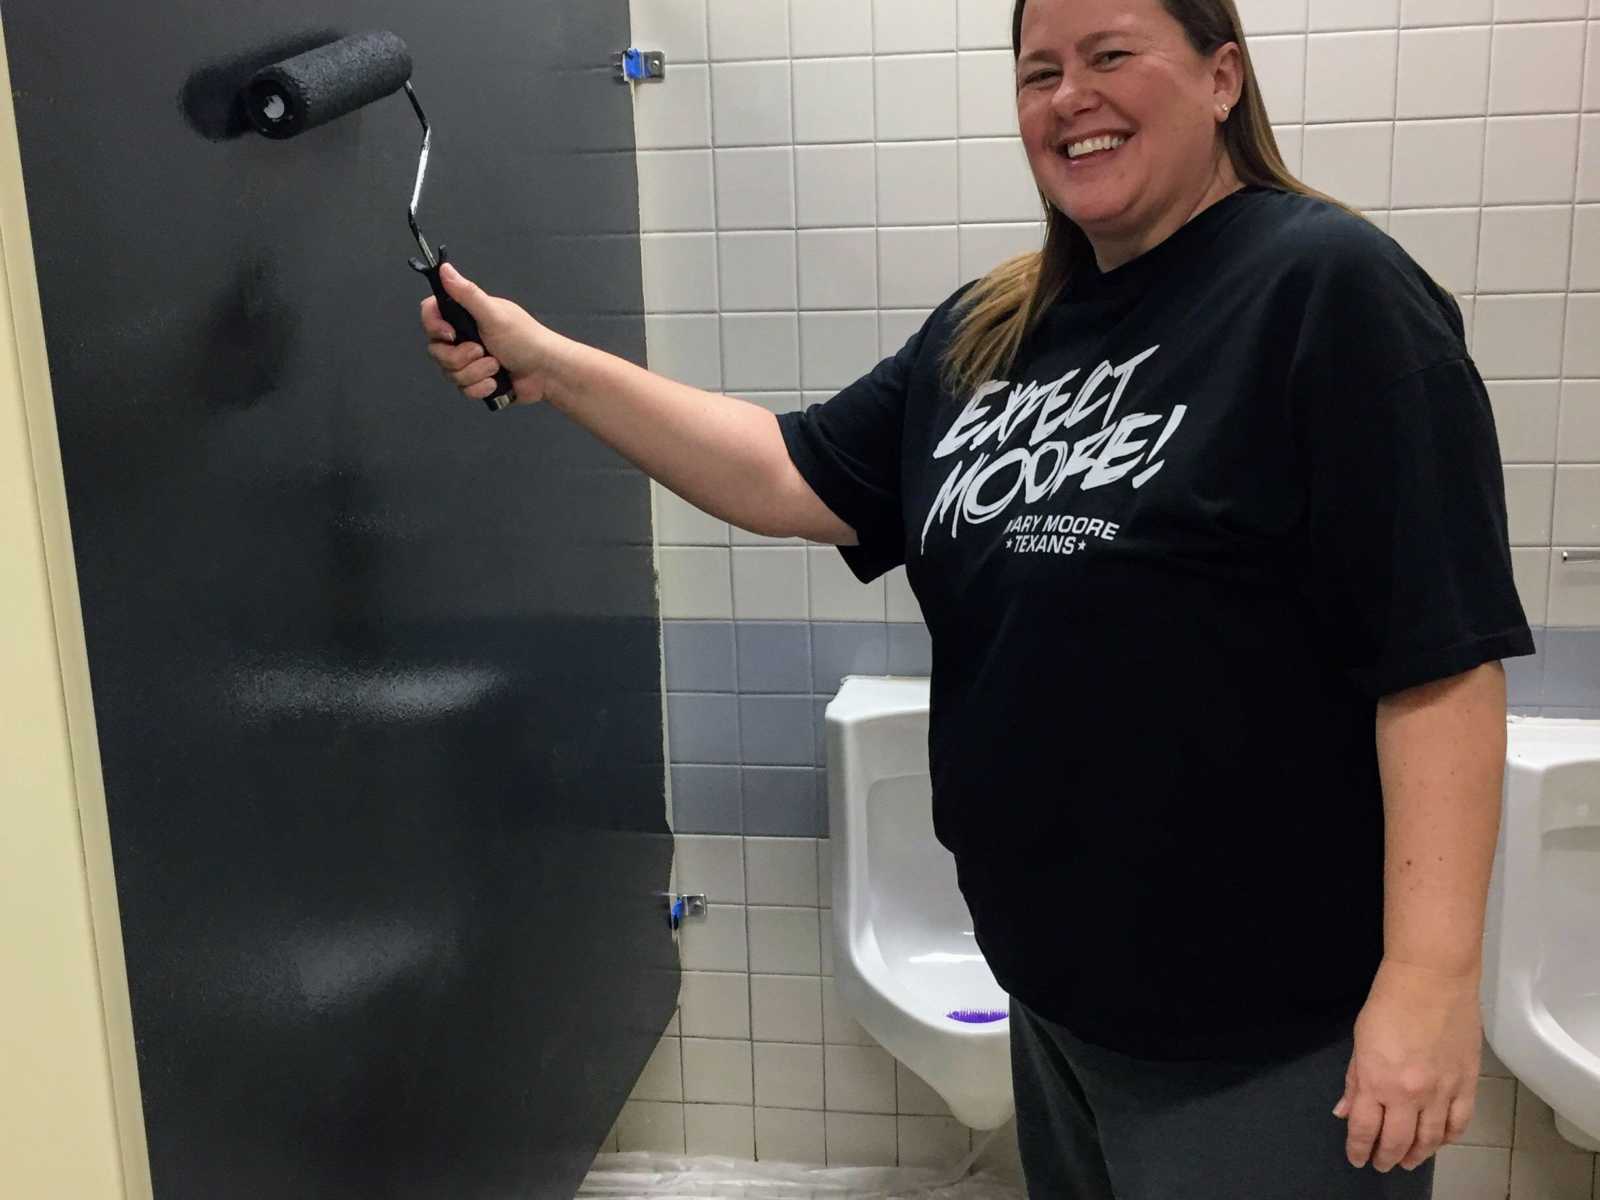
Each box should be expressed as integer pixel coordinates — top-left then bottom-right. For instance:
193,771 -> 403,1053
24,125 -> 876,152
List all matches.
663,892 -> 707,930
614,48 -> 667,83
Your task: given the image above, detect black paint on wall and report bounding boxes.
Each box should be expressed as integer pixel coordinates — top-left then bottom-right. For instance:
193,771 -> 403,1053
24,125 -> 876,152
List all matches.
5,3 -> 674,1197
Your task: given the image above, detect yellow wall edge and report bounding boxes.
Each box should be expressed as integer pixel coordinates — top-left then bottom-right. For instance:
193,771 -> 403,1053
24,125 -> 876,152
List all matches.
0,15 -> 152,1200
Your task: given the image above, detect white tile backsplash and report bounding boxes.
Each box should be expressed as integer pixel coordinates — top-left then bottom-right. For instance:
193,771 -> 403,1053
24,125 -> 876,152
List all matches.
678,902 -> 749,972
1398,27 -> 1492,118
642,233 -> 719,312
789,0 -> 873,58
732,546 -> 809,619
878,311 -> 929,357
630,0 -> 710,63
616,1100 -> 686,1154
755,1105 -> 826,1161
628,0 -> 1600,1175
1489,22 -> 1586,115
824,1043 -> 897,1113
877,141 -> 959,224
712,61 -> 793,147
631,1035 -> 684,1102
1483,115 -> 1581,204
1251,35 -> 1309,123
898,1115 -> 971,1167
1392,119 -> 1486,207
1488,380 -> 1564,461
792,59 -> 875,144
1504,464 -> 1558,542
825,1112 -> 898,1166
796,144 -> 877,227
1239,0 -> 1311,33
1402,0 -> 1492,25
715,146 -> 796,229
1586,23 -> 1600,109
719,231 -> 798,310
655,481 -> 730,544
1273,123 -> 1305,172
635,63 -> 712,149
872,0 -> 957,54
638,150 -> 716,232
1305,31 -> 1399,122
679,971 -> 752,1039
1553,465 -> 1600,543
677,834 -> 746,902
1302,121 -> 1395,208
745,837 -> 819,905
958,221 -> 1044,281
1581,116 -> 1600,201
875,54 -> 959,141
1564,294 -> 1600,374
957,0 -> 1013,48
958,50 -> 1021,137
1478,206 -> 1575,291
808,544 -> 887,619
750,972 -> 823,1041
683,1037 -> 754,1104
1494,0 -> 1587,18
895,1062 -> 953,1117
1309,0 -> 1399,29
646,314 -> 722,387
754,1041 -> 824,1107
958,138 -> 1042,221
1562,381 -> 1600,460
1388,208 -> 1482,293
1474,294 -> 1569,377
722,313 -> 800,390
707,0 -> 789,61
685,1104 -> 756,1159
797,229 -> 878,308
878,226 -> 960,307
799,311 -> 880,388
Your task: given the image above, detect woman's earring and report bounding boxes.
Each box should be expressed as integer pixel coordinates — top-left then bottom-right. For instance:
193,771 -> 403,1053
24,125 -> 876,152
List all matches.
1218,103 -> 1230,120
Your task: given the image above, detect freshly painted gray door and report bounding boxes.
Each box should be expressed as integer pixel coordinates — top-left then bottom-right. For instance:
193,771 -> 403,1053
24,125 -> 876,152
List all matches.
5,3 -> 673,1197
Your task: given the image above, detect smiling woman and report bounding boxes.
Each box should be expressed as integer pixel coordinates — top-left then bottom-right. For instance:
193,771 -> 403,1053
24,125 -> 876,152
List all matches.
412,4 -> 1535,1198
944,0 -> 1329,400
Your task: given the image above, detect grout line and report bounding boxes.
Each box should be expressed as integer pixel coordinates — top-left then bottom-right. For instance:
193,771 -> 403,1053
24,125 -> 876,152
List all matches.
1470,18 -> 1498,356
1387,4 -> 1402,211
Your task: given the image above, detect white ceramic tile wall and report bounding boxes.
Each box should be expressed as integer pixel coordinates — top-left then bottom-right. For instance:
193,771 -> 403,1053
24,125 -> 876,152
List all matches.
611,0 -> 1600,1187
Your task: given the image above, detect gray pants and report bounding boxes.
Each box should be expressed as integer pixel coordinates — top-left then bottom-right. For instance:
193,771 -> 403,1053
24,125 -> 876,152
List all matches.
1009,996 -> 1436,1199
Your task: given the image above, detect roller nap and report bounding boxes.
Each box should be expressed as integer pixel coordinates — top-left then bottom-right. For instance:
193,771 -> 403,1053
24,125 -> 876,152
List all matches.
245,31 -> 412,139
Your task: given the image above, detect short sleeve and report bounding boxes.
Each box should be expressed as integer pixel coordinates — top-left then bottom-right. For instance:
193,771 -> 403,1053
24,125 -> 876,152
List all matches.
776,311 -> 939,584
1283,219 -> 1535,697
1291,337 -> 1535,698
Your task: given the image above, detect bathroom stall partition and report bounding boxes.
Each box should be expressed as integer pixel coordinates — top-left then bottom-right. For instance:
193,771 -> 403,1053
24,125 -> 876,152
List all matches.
3,1 -> 674,1197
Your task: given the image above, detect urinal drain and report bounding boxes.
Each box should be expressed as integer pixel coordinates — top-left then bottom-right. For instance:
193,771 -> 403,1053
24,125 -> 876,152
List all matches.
947,1008 -> 1008,1023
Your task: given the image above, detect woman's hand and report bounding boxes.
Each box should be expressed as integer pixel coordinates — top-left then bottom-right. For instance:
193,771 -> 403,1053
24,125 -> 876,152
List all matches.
420,263 -> 559,406
1334,958 -> 1481,1172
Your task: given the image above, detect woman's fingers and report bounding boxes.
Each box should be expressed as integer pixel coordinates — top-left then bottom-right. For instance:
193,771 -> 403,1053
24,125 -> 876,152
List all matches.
452,354 -> 502,390
419,296 -> 458,343
428,339 -> 485,372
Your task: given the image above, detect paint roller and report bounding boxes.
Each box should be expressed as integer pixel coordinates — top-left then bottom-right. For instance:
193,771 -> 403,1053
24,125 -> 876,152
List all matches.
242,31 -> 515,411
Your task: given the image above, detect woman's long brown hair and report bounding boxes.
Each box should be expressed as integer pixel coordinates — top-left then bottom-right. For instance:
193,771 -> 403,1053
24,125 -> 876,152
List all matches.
942,0 -> 1346,399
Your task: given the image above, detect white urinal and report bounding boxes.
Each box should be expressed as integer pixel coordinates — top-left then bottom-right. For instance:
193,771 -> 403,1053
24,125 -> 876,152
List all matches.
825,676 -> 1014,1131
1483,717 -> 1600,1150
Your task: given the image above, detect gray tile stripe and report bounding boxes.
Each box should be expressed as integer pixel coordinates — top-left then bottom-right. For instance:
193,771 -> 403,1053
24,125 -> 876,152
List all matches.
663,623 -> 1600,836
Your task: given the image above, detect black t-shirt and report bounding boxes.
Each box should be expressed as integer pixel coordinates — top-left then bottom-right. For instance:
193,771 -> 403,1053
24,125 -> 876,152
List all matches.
777,185 -> 1535,1062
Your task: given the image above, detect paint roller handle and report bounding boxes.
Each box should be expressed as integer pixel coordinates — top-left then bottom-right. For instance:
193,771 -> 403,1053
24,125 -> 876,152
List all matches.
410,247 -> 514,412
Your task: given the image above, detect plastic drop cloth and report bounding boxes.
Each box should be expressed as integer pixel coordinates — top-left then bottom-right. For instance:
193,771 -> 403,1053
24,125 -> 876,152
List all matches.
579,1128 -> 1025,1199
